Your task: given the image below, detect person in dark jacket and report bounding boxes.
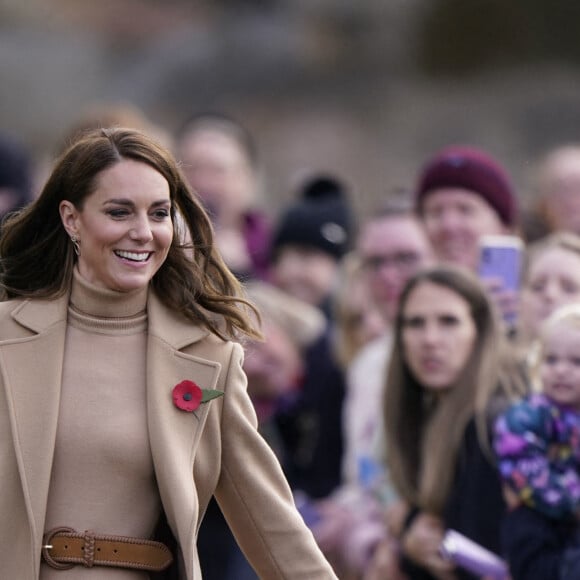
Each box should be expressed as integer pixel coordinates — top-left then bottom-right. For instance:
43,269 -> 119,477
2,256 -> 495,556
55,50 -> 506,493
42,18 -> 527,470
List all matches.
380,266 -> 522,580
270,174 -> 355,500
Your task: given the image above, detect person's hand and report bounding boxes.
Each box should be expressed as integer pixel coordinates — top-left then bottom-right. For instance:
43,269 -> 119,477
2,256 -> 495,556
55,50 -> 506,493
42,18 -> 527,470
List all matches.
502,484 -> 522,511
309,498 -> 350,553
482,277 -> 519,332
310,494 -> 387,576
401,512 -> 457,580
385,499 -> 410,538
364,536 -> 408,580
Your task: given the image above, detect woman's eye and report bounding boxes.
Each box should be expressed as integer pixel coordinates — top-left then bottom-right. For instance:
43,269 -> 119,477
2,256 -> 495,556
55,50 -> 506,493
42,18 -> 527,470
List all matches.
403,317 -> 424,329
107,208 -> 130,218
440,315 -> 459,326
152,209 -> 170,220
544,354 -> 558,365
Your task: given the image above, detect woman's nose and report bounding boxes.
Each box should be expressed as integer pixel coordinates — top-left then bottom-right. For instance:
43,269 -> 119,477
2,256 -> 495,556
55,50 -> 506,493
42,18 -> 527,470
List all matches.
421,322 -> 440,344
130,216 -> 153,242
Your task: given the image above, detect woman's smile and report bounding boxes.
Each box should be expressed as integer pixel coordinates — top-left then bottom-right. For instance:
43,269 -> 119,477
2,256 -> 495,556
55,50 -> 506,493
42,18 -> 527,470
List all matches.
114,250 -> 154,263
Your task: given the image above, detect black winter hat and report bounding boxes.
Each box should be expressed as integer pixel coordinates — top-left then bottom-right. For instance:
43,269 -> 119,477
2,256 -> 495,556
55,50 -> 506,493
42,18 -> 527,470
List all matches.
272,175 -> 354,261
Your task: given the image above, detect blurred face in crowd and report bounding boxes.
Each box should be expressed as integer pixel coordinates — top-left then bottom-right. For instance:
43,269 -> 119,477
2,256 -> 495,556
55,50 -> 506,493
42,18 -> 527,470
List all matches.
359,214 -> 433,324
341,274 -> 386,351
60,159 -> 173,292
540,319 -> 580,410
421,188 -> 507,271
178,127 -> 255,223
401,281 -> 477,392
244,319 -> 303,403
520,246 -> 580,340
271,245 -> 338,307
539,148 -> 580,235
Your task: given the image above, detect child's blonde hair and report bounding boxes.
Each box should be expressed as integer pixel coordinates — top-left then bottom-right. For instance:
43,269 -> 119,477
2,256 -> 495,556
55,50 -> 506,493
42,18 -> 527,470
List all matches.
527,303 -> 580,392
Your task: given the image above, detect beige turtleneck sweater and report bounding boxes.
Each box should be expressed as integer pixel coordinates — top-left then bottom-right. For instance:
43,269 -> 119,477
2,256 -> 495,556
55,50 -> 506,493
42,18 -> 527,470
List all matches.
41,271 -> 161,580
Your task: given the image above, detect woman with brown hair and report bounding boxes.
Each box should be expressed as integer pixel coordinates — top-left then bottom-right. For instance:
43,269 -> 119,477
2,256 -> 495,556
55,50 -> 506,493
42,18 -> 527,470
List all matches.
0,127 -> 336,579
382,266 -> 521,580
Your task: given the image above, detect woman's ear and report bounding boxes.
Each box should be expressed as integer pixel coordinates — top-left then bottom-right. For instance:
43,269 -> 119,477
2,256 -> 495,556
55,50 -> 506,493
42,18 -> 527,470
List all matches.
59,200 -> 79,238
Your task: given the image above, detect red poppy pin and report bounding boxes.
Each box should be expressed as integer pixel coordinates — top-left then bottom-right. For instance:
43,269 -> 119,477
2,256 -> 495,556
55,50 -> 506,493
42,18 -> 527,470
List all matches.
172,380 -> 223,412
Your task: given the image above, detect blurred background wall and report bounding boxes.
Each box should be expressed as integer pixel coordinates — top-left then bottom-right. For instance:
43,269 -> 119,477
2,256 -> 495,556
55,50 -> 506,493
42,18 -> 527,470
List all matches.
2,0 -> 580,215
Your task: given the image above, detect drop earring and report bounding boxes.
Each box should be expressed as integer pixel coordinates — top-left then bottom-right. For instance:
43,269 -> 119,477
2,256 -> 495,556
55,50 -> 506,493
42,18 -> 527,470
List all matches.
70,234 -> 80,256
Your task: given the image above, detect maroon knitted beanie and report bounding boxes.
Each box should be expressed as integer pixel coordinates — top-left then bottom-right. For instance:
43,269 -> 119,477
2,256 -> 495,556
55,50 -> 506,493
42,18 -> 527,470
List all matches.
415,145 -> 517,227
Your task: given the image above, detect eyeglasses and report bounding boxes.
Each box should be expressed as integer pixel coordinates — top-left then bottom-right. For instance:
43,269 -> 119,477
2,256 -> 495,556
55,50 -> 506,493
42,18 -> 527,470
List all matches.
362,251 -> 421,272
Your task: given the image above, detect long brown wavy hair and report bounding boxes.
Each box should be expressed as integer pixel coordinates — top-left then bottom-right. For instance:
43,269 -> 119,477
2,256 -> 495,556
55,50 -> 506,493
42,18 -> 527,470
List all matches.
383,266 -> 521,515
0,127 -> 261,342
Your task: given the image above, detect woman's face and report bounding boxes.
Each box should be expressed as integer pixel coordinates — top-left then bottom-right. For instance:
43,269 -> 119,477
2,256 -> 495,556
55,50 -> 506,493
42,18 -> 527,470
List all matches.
401,281 -> 477,392
520,246 -> 580,339
244,320 -> 303,402
178,128 -> 255,220
421,188 -> 507,271
60,159 -> 173,292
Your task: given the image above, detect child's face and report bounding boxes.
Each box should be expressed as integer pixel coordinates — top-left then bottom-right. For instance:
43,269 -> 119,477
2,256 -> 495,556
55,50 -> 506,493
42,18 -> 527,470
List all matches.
540,321 -> 580,410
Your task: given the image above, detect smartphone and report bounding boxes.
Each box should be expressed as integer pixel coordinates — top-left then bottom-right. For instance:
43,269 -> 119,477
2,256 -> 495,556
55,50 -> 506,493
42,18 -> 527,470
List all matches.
478,235 -> 524,292
478,235 -> 523,327
440,530 -> 509,579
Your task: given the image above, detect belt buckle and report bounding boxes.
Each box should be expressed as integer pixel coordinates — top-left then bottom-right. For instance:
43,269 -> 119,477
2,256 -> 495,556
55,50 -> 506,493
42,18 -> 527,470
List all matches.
42,526 -> 76,570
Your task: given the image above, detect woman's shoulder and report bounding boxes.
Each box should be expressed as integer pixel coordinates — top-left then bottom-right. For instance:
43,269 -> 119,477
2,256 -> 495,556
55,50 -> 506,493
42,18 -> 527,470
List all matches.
0,297 -> 19,313
0,296 -> 31,319
183,332 -> 244,366
0,296 -> 41,339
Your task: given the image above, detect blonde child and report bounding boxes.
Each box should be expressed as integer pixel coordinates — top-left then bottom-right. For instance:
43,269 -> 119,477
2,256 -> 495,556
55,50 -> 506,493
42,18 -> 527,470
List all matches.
494,304 -> 580,579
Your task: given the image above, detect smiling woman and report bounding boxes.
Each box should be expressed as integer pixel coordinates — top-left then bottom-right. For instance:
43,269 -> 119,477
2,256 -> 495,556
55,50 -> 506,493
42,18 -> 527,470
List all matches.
0,127 -> 338,580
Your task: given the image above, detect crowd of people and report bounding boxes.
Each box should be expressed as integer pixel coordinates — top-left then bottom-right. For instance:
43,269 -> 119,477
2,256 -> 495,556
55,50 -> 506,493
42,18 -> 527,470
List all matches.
3,104 -> 580,580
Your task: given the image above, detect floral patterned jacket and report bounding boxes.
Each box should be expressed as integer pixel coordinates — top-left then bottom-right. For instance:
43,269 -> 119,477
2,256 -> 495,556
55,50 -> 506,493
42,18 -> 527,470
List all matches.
493,393 -> 580,520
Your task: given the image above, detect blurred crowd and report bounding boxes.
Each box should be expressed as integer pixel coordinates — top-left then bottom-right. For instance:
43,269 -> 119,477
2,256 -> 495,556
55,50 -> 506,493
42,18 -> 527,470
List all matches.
4,102 -> 580,580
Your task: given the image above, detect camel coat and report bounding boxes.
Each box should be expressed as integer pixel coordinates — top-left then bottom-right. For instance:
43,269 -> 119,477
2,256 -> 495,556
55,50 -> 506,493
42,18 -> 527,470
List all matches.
0,288 -> 337,579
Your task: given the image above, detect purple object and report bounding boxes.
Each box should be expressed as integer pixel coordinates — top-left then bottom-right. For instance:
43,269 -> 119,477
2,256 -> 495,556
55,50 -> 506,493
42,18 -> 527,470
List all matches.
440,530 -> 509,579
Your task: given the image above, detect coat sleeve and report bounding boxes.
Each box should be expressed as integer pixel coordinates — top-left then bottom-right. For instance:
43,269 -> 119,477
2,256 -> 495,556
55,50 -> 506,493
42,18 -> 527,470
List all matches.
213,342 -> 337,579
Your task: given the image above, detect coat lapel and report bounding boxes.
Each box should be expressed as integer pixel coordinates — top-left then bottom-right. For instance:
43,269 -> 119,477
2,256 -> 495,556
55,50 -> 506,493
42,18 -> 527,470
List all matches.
146,291 -> 222,564
0,295 -> 68,544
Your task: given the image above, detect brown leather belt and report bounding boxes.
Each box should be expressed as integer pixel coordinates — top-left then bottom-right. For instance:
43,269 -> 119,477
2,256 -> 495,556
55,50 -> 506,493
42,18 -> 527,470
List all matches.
41,527 -> 173,572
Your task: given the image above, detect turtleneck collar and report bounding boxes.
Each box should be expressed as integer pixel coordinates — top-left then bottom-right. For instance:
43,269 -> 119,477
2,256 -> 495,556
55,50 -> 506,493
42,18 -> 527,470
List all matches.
69,267 -> 148,319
